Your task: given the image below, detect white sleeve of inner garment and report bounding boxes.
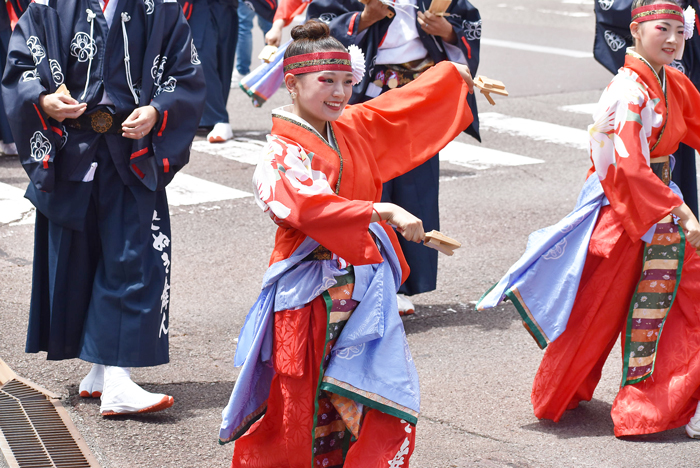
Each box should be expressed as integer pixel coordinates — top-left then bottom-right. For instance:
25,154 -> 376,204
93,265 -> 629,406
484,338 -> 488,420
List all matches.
443,41 -> 467,65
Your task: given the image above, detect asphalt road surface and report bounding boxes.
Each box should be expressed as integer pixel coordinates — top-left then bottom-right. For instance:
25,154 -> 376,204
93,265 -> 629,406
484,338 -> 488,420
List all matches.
2,1 -> 700,467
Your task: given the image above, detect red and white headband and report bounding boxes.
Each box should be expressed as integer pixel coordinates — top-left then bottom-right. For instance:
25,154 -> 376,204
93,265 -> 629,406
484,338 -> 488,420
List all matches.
631,3 -> 695,40
283,45 -> 366,85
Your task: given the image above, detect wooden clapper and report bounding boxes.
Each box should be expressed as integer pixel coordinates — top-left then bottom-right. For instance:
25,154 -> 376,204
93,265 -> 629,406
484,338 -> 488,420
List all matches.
423,230 -> 461,256
474,76 -> 509,105
428,0 -> 451,16
258,45 -> 278,63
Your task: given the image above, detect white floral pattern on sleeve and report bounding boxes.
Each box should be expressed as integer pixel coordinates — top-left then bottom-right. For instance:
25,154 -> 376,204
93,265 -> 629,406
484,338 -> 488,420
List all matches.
589,68 -> 664,181
253,135 -> 335,225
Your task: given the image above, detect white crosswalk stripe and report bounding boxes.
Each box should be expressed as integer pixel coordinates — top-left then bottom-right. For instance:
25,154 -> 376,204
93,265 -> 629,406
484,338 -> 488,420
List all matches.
440,141 -> 543,169
167,172 -> 252,206
559,103 -> 598,116
479,112 -> 589,150
191,138 -> 265,165
482,38 -> 593,57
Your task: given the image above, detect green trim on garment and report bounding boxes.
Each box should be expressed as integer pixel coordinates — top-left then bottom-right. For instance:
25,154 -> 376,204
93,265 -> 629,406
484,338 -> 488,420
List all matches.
319,382 -> 418,426
309,291 -> 335,465
504,289 -> 548,350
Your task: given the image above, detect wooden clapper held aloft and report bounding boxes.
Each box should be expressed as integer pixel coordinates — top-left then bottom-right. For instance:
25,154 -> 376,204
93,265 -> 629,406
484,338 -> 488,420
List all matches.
258,45 -> 278,63
423,230 -> 461,256
428,0 -> 451,16
474,76 -> 509,105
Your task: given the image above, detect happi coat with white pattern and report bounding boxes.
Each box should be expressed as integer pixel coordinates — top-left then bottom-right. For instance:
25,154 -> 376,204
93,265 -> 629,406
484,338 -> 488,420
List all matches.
2,0 -> 205,367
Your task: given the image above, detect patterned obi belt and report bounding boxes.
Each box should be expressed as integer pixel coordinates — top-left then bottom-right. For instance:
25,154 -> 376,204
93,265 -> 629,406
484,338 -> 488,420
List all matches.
365,57 -> 435,98
64,108 -> 133,134
622,154 -> 682,387
650,155 -> 671,186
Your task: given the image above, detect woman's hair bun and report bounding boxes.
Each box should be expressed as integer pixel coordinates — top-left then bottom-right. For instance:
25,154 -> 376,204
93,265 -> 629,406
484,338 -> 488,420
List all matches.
285,20 -> 346,60
291,20 -> 331,41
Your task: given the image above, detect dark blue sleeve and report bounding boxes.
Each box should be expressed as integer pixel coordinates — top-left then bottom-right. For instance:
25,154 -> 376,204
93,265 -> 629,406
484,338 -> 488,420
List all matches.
132,1 -> 205,191
1,4 -> 62,192
594,0 -> 633,74
307,0 -> 370,48
445,0 -> 480,75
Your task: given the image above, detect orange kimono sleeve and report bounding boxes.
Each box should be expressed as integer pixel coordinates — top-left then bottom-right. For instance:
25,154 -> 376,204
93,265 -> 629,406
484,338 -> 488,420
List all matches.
254,136 -> 381,266
338,61 -> 474,183
273,0 -> 309,26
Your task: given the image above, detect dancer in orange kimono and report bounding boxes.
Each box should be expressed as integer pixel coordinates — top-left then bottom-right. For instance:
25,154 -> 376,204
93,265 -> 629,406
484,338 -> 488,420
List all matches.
220,20 -> 474,467
479,0 -> 700,438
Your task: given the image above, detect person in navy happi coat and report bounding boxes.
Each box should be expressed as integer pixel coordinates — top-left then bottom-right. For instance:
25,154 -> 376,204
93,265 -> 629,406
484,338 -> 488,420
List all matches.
0,0 -> 30,155
307,0 -> 481,312
2,0 -> 205,416
178,0 -> 238,142
594,0 -> 700,217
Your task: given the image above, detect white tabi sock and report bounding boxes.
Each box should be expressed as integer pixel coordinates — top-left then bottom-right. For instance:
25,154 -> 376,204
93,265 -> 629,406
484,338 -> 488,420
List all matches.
207,122 -> 233,143
100,366 -> 174,416
79,363 -> 105,398
686,401 -> 700,438
396,294 -> 415,316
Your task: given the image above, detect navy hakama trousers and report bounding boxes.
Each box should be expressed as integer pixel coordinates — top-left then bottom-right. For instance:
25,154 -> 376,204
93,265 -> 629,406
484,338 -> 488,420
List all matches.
190,0 -> 238,127
381,153 -> 440,296
26,141 -> 171,367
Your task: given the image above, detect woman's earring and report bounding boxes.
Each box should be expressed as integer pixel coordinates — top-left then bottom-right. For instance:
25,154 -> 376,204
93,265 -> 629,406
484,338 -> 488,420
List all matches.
290,91 -> 297,100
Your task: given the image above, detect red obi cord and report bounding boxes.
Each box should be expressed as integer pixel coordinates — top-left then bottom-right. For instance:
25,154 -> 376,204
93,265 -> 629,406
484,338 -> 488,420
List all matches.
632,3 -> 683,23
283,51 -> 352,75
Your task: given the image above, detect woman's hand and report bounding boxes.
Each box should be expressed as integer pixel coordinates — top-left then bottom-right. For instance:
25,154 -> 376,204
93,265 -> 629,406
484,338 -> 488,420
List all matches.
450,62 -> 474,94
671,203 -> 700,248
372,202 -> 425,243
265,19 -> 285,47
416,11 -> 456,43
683,217 -> 700,248
359,0 -> 391,32
121,106 -> 159,139
38,93 -> 87,122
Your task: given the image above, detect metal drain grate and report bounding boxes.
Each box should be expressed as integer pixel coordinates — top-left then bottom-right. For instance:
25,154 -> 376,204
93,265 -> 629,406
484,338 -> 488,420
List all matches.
0,363 -> 100,468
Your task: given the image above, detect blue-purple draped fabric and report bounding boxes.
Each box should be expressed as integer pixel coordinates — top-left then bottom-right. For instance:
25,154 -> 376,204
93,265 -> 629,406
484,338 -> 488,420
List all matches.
220,223 -> 420,443
239,39 -> 290,107
477,176 -> 607,348
477,174 -> 684,349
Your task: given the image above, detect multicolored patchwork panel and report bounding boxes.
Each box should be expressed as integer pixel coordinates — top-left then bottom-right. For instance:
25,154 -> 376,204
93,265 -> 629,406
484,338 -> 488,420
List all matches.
622,218 -> 684,386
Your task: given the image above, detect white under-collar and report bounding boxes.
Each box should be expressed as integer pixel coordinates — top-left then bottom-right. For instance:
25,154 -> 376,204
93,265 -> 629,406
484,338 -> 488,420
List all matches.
273,106 -> 338,150
100,0 -> 119,28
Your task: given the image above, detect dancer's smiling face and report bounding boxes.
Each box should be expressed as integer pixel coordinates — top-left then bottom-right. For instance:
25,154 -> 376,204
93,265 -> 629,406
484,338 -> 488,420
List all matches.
631,15 -> 685,73
285,70 -> 354,135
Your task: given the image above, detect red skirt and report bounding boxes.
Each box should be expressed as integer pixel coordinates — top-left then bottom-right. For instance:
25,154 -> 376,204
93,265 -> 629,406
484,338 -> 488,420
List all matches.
531,207 -> 700,436
231,281 -> 415,467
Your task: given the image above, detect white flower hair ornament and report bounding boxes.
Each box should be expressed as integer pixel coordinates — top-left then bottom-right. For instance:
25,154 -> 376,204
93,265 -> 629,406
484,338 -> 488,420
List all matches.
684,6 -> 696,40
348,45 -> 365,85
